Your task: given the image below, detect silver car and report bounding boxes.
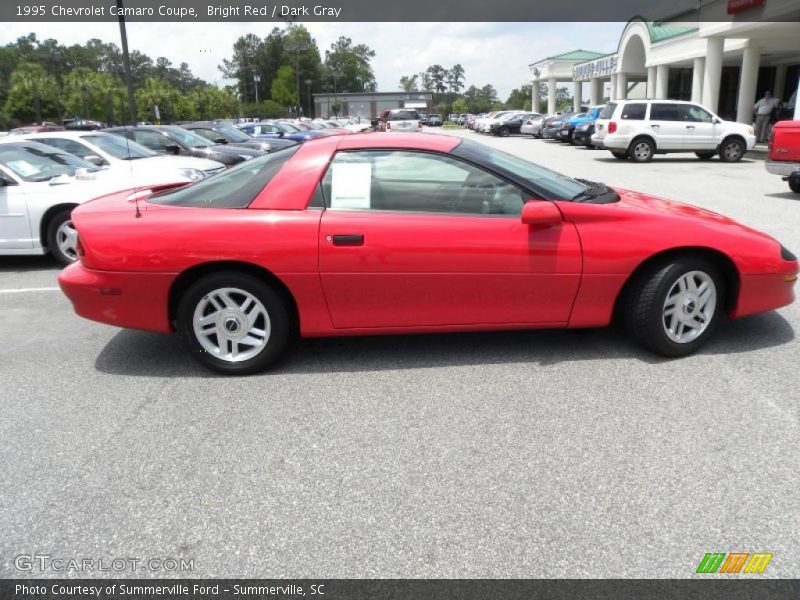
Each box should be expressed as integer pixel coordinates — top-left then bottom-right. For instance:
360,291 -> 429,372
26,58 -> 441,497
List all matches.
378,108 -> 421,133
521,114 -> 548,138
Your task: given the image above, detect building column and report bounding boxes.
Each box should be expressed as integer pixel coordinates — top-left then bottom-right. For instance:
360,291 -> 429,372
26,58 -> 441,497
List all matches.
532,80 -> 540,113
736,45 -> 760,124
691,57 -> 705,104
702,37 -> 724,113
647,67 -> 657,99
573,81 -> 583,112
589,78 -> 602,105
609,74 -> 618,100
616,73 -> 628,100
547,77 -> 557,114
774,64 -> 787,101
656,65 -> 669,99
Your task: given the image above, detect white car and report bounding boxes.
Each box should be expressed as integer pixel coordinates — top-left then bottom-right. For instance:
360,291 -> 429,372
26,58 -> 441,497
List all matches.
592,99 -> 756,162
0,139 -> 179,264
478,111 -> 517,133
22,131 -> 225,185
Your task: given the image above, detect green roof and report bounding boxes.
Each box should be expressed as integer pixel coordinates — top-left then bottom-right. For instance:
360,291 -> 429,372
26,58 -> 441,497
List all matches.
646,22 -> 697,43
545,49 -> 607,62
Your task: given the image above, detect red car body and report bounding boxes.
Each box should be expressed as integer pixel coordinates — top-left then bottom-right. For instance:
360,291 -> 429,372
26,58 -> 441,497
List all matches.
59,133 -> 797,362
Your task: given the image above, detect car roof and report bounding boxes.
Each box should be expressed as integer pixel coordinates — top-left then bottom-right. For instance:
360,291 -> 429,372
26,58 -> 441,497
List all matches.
19,130 -> 115,140
333,132 -> 459,152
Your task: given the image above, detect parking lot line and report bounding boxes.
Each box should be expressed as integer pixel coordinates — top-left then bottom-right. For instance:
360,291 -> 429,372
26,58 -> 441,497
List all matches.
0,286 -> 61,294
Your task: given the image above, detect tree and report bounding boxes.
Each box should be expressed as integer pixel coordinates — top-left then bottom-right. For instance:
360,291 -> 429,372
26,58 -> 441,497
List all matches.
5,62 -> 57,123
426,65 -> 447,93
399,75 -> 418,92
324,36 -> 376,93
270,65 -> 297,107
505,84 -> 533,110
447,64 -> 465,93
452,98 -> 467,114
219,33 -> 261,103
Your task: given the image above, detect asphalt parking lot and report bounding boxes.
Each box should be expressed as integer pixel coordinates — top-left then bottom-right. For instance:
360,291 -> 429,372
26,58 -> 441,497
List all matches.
1,128 -> 798,579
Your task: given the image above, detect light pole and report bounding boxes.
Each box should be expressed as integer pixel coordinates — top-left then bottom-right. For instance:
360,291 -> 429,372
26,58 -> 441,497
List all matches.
253,72 -> 261,118
285,40 -> 309,117
116,0 -> 137,124
330,69 -> 343,118
304,78 -> 313,117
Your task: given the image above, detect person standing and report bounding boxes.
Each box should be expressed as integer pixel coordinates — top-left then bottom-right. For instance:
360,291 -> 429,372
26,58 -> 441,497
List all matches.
753,91 -> 776,143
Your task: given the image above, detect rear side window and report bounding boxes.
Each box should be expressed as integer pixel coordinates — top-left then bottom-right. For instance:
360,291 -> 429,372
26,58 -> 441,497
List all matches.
651,103 -> 681,121
149,145 -> 299,208
599,103 -> 616,119
388,110 -> 420,121
621,103 -> 647,120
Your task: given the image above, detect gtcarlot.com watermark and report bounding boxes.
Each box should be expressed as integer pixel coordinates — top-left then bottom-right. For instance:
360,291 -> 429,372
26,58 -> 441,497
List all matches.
14,553 -> 194,573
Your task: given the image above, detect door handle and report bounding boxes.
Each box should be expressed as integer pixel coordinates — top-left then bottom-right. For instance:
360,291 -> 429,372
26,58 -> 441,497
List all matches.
686,125 -> 695,129
330,234 -> 364,246
650,124 -> 660,128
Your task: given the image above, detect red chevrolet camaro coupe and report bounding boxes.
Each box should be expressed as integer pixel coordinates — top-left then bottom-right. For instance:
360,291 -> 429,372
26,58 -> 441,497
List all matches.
59,133 -> 798,374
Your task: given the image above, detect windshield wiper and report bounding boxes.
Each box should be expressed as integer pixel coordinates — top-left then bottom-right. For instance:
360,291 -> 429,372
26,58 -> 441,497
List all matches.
572,179 -> 620,204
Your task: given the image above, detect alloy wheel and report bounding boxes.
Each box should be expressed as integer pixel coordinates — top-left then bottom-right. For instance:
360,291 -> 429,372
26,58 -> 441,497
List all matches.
662,271 -> 716,344
56,220 -> 79,262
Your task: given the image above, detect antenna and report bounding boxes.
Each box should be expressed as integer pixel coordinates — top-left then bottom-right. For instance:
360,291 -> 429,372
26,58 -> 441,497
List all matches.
121,125 -> 141,218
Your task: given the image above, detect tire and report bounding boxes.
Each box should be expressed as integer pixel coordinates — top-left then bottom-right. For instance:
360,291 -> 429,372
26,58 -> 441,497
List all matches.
177,271 -> 292,375
628,137 -> 655,163
498,126 -> 510,137
624,257 -> 725,357
611,150 -> 628,160
46,208 -> 79,266
789,173 -> 800,194
695,151 -> 715,160
719,137 -> 745,162
568,132 -> 576,145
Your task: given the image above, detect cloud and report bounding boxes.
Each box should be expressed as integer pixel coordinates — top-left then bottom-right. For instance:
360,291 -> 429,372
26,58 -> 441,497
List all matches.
0,21 -> 626,99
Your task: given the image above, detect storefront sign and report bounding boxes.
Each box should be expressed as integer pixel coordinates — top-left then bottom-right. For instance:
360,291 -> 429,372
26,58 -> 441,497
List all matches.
727,0 -> 765,14
572,55 -> 617,80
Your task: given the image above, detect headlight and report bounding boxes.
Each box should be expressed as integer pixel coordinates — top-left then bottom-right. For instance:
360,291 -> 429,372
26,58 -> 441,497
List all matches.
179,168 -> 205,182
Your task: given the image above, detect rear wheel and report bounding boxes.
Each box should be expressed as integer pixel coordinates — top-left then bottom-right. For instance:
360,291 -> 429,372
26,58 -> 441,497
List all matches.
625,258 -> 724,357
695,151 -> 715,160
177,272 -> 291,375
628,137 -> 655,163
789,174 -> 800,194
719,137 -> 745,162
46,209 -> 78,266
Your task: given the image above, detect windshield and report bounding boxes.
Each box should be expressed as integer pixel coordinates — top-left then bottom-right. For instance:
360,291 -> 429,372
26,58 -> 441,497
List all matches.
0,141 -> 98,182
215,124 -> 252,142
161,126 -> 213,148
452,139 -> 587,200
83,133 -> 156,160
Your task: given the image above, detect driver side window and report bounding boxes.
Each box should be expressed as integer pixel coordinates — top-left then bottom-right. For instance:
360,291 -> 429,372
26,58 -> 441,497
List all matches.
321,150 -> 525,216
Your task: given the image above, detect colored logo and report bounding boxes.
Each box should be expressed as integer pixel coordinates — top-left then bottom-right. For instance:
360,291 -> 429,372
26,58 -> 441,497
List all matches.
696,552 -> 773,574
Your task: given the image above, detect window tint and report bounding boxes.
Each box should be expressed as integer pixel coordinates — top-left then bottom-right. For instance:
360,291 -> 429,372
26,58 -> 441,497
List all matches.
321,150 -> 525,216
84,133 -> 156,159
621,103 -> 646,120
650,103 -> 682,121
599,103 -> 616,119
148,145 -> 299,208
190,128 -> 221,142
33,137 -> 91,158
132,130 -> 172,151
0,141 -> 97,182
387,110 -> 420,121
680,104 -> 713,123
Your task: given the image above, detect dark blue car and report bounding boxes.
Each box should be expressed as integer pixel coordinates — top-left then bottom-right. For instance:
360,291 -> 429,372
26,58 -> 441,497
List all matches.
237,121 -> 329,143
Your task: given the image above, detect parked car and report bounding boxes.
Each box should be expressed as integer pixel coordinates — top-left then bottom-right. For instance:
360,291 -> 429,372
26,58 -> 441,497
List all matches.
448,114 -> 460,123
559,106 -> 604,145
58,133 -> 797,374
766,120 -> 800,193
478,111 -> 517,133
521,115 -> 548,138
556,113 -> 589,144
0,139 -> 163,264
592,100 -> 756,163
181,121 -> 297,153
467,114 -> 483,130
22,131 -> 225,185
377,108 -> 421,132
10,124 -> 66,135
105,125 -> 260,167
490,112 -> 540,137
237,121 -> 330,143
573,120 -> 597,148
427,114 -> 443,127
542,115 -> 568,140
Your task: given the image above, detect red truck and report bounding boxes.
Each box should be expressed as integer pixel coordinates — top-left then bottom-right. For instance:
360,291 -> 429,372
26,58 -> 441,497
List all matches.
766,120 -> 800,193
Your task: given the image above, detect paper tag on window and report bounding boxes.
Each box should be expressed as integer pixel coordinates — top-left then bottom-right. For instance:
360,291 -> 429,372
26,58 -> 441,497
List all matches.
330,163 -> 371,209
7,160 -> 40,178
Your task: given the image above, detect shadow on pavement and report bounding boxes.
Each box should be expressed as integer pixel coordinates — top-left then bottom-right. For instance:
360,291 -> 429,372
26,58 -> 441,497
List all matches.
765,192 -> 800,201
592,156 -> 758,164
0,256 -> 60,273
94,311 -> 794,378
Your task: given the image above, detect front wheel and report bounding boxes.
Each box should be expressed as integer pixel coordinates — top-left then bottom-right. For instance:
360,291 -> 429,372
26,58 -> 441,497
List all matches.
46,209 -> 79,266
625,258 -> 724,357
719,137 -> 745,162
498,126 -> 510,137
178,272 -> 291,375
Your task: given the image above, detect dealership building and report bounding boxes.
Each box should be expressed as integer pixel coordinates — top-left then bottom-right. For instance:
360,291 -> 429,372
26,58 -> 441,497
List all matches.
529,0 -> 800,122
313,92 -> 433,120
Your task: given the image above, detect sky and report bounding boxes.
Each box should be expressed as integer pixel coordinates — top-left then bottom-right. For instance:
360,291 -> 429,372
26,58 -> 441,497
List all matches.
0,22 -> 627,99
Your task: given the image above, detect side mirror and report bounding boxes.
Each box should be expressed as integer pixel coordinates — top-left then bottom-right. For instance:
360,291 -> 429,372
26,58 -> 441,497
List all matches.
214,137 -> 228,144
164,144 -> 181,155
521,201 -> 562,227
0,174 -> 16,186
712,117 -> 721,124
83,154 -> 105,166
278,132 -> 284,138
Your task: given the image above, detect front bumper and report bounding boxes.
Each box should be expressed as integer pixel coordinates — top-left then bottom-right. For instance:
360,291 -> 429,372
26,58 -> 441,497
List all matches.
58,262 -> 176,333
731,268 -> 798,319
766,160 -> 800,177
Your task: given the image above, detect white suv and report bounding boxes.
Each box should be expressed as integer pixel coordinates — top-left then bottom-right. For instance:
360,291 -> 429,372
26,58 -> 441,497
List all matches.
592,100 -> 756,163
